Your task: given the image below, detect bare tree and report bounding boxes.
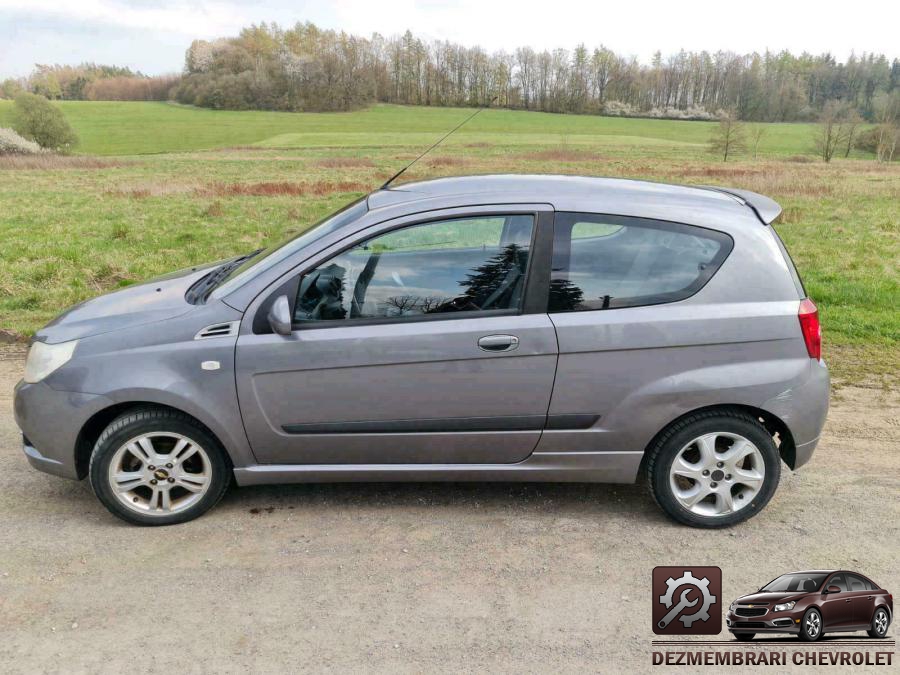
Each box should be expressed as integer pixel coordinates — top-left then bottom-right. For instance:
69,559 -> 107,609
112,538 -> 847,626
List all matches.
709,111 -> 746,161
842,109 -> 863,158
873,93 -> 899,162
750,124 -> 767,159
815,101 -> 854,162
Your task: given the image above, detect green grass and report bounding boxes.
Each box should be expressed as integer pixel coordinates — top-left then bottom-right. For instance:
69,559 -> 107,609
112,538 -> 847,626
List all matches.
0,101 -> 896,384
0,101 -> 848,158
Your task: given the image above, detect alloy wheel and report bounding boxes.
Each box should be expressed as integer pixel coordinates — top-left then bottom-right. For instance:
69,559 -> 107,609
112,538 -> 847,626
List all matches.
669,432 -> 765,517
806,612 -> 821,638
107,432 -> 212,516
874,609 -> 888,636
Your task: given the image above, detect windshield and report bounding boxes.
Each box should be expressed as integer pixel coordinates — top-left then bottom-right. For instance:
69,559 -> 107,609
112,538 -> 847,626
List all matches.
760,573 -> 828,593
209,197 -> 368,300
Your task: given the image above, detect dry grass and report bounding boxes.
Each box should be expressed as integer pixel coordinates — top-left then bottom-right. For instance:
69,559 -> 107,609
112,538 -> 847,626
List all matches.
0,155 -> 126,170
425,156 -> 469,167
521,149 -> 605,162
203,201 -> 225,217
198,180 -> 369,197
107,182 -> 198,198
314,157 -> 375,168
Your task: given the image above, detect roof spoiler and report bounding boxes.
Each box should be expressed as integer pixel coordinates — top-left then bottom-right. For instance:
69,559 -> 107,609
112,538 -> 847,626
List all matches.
699,186 -> 783,225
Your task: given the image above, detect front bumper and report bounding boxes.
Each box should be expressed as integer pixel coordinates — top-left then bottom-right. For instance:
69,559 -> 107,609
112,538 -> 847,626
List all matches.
13,379 -> 112,480
726,611 -> 801,634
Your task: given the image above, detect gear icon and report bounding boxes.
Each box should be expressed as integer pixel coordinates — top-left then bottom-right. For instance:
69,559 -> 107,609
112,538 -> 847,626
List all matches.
659,570 -> 717,627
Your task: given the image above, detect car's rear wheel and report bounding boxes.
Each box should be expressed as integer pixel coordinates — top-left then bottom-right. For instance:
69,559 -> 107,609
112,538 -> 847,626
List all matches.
799,608 -> 823,641
646,410 -> 781,528
734,633 -> 755,641
868,608 -> 890,638
89,408 -> 230,526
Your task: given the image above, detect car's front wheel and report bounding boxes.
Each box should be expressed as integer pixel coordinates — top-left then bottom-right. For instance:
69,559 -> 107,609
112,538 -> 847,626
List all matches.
734,633 -> 755,641
799,608 -> 823,641
89,407 -> 230,525
646,410 -> 781,528
868,608 -> 890,638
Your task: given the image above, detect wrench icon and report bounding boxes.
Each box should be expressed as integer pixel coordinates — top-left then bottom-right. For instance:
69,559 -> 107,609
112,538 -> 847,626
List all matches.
658,588 -> 698,628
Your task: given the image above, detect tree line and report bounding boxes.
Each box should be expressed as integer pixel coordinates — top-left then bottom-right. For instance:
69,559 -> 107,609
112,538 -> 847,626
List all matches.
178,23 -> 900,123
3,22 -> 898,123
2,21 -> 898,132
1,63 -> 177,102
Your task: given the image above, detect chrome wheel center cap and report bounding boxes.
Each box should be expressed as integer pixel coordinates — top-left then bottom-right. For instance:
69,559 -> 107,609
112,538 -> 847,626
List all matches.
153,468 -> 169,481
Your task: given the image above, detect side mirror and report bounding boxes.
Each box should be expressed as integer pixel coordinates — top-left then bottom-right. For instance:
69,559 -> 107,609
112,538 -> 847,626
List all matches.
267,295 -> 292,336
825,585 -> 841,594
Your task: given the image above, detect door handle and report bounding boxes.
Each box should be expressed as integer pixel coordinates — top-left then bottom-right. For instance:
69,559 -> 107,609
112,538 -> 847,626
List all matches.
478,334 -> 519,352
845,599 -> 851,603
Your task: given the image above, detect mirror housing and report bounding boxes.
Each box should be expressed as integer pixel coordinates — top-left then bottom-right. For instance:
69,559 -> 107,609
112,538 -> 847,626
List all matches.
267,295 -> 292,336
825,585 -> 841,594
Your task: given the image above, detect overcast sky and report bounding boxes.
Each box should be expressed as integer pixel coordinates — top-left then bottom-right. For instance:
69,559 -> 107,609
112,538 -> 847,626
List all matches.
1,0 -> 897,78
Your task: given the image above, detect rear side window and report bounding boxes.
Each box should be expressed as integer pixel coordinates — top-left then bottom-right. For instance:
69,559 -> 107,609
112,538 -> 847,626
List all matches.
845,574 -> 874,591
549,213 -> 733,312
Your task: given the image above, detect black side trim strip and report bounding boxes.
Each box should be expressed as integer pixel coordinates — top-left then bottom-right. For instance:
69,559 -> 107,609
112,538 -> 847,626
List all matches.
282,415 -> 546,435
283,413 -> 601,435
545,414 -> 601,430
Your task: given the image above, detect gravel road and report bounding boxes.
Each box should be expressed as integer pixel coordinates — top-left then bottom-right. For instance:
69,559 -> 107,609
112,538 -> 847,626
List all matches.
1,349 -> 897,673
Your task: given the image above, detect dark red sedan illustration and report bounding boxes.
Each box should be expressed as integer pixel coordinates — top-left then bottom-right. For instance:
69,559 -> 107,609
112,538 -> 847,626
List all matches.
726,570 -> 892,641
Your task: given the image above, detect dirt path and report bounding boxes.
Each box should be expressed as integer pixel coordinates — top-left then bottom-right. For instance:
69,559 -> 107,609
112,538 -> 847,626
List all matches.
0,352 -> 897,673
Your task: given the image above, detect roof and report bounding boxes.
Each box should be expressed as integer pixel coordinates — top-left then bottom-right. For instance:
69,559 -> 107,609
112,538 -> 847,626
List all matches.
367,174 -> 781,224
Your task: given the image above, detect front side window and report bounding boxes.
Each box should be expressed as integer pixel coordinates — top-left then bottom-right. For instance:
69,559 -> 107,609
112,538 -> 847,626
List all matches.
294,214 -> 534,323
549,213 -> 732,312
828,574 -> 848,591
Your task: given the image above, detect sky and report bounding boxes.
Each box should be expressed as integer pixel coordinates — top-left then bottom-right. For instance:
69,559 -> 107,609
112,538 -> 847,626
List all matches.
1,0 -> 897,78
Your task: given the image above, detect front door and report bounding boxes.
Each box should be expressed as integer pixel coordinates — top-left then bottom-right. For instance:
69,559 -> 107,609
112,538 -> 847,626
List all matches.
236,210 -> 558,465
820,574 -> 854,628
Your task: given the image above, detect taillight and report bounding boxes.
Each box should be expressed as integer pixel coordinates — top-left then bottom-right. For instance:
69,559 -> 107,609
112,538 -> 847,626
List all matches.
798,298 -> 821,360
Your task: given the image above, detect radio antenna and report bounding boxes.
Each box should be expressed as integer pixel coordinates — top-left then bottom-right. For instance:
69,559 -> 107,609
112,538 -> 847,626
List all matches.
380,97 -> 497,190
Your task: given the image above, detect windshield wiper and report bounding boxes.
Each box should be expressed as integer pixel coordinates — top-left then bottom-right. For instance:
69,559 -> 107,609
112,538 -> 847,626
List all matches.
185,249 -> 263,304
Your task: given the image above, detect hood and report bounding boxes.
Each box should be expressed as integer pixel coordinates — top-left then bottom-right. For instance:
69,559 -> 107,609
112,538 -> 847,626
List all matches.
35,263 -> 217,344
734,591 -> 809,605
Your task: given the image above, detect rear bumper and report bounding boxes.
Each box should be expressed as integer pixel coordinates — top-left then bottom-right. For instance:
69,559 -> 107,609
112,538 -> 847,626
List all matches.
763,359 -> 830,469
14,379 -> 112,480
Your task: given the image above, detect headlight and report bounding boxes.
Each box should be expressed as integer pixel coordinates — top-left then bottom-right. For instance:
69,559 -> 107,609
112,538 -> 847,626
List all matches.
774,601 -> 796,612
23,340 -> 77,383
729,602 -> 736,611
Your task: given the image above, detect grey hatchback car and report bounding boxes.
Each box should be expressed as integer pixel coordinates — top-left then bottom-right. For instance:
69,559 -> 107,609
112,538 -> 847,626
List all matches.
14,175 -> 829,526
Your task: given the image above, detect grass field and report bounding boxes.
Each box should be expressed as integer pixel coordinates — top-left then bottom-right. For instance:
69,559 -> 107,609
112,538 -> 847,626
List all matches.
0,100 -> 857,157
0,102 -> 897,384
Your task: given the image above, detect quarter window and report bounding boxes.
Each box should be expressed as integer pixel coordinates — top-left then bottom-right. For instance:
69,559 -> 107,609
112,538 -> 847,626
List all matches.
549,213 -> 732,312
294,215 -> 534,323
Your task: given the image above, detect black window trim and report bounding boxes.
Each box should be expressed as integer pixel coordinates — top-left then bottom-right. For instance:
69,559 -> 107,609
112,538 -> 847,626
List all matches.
548,212 -> 735,313
274,208 -> 550,332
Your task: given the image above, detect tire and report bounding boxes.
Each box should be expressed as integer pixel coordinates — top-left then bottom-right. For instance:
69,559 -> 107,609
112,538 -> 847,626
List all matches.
867,607 -> 890,639
799,608 -> 823,641
734,633 -> 755,641
89,407 -> 230,526
646,409 -> 781,528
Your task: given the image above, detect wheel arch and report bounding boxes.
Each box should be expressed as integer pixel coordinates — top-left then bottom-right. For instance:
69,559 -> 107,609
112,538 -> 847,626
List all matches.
639,403 -> 797,476
75,401 -> 234,479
